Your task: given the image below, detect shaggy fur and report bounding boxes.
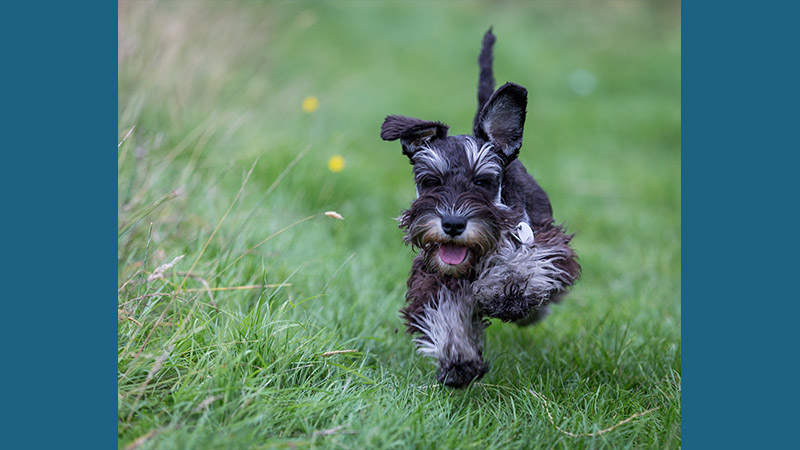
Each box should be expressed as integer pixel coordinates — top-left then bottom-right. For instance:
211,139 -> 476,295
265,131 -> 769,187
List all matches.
381,29 -> 581,388
472,224 -> 580,323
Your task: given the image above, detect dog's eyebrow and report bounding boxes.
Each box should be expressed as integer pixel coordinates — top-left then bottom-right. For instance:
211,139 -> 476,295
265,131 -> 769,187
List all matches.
412,147 -> 450,175
463,137 -> 502,177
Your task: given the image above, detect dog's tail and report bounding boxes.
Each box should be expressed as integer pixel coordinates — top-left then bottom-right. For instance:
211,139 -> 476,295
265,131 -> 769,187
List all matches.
474,28 -> 496,130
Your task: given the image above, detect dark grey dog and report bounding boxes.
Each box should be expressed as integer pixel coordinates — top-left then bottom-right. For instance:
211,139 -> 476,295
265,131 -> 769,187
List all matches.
381,29 -> 581,388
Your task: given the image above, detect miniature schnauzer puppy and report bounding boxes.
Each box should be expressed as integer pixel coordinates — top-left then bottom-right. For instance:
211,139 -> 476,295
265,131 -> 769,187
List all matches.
381,29 -> 581,388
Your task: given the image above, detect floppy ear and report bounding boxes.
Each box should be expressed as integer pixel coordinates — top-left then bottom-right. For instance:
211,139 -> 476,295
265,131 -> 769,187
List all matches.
380,115 -> 449,159
473,82 -> 528,163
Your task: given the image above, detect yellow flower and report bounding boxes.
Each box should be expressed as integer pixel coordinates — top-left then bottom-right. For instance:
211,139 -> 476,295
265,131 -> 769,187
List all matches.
328,155 -> 345,172
302,96 -> 319,113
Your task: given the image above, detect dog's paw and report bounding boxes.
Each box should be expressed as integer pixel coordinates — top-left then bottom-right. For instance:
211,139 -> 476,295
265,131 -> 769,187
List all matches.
475,280 -> 547,322
437,359 -> 489,388
513,305 -> 551,326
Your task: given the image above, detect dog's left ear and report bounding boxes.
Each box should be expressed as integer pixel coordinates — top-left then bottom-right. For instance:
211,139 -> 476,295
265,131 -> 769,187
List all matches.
473,82 -> 527,163
381,115 -> 449,160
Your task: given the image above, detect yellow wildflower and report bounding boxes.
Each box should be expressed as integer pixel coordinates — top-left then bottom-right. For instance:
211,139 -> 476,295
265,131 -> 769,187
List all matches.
302,96 -> 319,113
328,155 -> 345,172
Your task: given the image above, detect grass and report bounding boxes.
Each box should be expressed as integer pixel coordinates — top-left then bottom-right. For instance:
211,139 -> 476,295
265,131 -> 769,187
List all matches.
118,2 -> 681,449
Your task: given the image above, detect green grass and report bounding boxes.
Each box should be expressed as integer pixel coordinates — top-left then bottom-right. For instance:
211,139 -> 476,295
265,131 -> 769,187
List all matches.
118,2 -> 681,449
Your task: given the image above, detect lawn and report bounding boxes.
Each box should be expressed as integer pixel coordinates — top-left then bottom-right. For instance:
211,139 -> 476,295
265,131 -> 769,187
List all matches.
118,2 -> 681,449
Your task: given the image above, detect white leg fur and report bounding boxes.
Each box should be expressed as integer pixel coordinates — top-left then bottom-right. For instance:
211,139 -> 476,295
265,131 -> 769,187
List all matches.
411,286 -> 486,366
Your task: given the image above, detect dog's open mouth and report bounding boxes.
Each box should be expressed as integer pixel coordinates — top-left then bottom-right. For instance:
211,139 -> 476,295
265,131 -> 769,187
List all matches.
438,244 -> 468,265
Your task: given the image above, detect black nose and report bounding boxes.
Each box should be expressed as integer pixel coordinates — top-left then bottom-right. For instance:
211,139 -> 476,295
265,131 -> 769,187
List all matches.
441,215 -> 467,237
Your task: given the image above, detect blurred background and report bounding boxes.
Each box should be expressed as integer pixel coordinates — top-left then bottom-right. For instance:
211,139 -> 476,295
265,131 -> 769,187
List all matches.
119,1 -> 680,448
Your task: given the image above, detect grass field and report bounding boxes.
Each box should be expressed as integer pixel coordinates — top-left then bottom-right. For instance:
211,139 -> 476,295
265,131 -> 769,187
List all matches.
118,2 -> 681,449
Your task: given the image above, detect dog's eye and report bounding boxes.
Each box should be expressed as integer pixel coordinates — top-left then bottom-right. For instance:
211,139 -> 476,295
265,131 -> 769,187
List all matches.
474,177 -> 493,188
419,177 -> 441,189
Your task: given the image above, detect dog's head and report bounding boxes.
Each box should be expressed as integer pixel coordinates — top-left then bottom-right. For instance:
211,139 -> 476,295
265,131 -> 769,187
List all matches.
381,83 -> 528,277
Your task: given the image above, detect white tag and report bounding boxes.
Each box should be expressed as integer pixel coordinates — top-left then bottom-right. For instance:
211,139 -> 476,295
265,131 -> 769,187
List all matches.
514,222 -> 534,245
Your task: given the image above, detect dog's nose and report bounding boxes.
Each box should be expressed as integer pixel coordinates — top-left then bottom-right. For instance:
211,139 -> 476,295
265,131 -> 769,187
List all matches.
441,215 -> 467,237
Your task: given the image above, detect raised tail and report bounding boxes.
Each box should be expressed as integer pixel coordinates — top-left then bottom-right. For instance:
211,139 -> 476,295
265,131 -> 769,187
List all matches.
474,28 -> 496,130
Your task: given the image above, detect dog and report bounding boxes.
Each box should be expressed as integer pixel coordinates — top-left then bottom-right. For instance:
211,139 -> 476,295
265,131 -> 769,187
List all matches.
380,29 -> 581,388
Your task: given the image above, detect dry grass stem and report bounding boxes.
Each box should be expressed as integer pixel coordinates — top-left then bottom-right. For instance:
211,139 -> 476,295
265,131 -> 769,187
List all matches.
118,270 -> 142,293
321,252 -> 355,294
528,389 -> 660,437
221,214 -> 319,273
126,345 -> 174,424
119,124 -> 136,148
119,284 -> 291,309
265,144 -> 310,197
312,425 -> 356,437
193,395 -> 223,413
187,273 -> 215,303
133,160 -> 257,360
319,349 -> 358,357
183,284 -> 291,292
125,429 -> 155,450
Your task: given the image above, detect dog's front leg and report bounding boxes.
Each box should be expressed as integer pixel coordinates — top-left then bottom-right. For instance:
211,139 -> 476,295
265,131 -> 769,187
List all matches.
403,283 -> 489,388
472,226 -> 581,323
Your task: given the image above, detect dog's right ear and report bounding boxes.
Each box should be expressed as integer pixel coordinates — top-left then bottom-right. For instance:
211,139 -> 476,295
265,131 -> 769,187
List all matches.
380,115 -> 449,159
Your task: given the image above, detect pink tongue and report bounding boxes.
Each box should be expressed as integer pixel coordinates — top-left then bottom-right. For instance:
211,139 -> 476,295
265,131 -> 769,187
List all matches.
439,244 -> 467,265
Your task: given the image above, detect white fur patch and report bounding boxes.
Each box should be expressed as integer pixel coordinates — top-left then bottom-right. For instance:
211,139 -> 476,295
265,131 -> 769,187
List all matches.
411,287 -> 485,364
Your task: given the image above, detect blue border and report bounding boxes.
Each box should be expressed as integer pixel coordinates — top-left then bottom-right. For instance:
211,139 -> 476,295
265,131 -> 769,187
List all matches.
683,2 -> 798,448
2,3 -> 117,448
